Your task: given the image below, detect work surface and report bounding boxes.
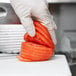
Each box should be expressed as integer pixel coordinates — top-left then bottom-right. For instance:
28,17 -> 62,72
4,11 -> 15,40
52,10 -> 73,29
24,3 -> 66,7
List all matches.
0,55 -> 72,76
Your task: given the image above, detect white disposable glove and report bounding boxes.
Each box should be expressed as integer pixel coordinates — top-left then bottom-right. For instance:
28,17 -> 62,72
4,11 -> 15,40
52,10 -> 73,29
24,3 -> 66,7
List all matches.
10,0 -> 57,45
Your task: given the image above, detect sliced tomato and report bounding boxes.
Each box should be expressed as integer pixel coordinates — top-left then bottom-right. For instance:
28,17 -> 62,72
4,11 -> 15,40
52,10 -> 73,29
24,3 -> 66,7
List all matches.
17,21 -> 55,62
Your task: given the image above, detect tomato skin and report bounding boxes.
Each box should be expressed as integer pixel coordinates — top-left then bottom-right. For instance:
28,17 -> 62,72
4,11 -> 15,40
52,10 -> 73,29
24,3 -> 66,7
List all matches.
17,21 -> 55,62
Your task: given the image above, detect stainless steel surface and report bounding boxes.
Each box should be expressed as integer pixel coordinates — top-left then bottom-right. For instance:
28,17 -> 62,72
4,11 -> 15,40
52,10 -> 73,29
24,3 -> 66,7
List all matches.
0,3 -> 21,24
47,0 -> 76,3
0,7 -> 7,17
57,0 -> 76,3
51,4 -> 76,65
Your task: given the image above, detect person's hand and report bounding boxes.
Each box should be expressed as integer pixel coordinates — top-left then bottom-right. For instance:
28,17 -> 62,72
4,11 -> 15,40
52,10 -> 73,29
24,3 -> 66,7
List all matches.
10,0 -> 57,45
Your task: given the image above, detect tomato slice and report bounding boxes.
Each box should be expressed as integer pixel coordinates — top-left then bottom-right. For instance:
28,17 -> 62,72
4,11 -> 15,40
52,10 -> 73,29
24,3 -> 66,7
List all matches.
17,21 -> 55,62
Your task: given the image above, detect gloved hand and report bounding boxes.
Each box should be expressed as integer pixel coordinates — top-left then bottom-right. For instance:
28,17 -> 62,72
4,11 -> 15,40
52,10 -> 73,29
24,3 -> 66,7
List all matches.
10,0 -> 57,45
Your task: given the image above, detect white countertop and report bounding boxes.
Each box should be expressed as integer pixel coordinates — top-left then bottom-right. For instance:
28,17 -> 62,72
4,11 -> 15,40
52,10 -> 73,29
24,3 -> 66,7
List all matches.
0,55 -> 72,76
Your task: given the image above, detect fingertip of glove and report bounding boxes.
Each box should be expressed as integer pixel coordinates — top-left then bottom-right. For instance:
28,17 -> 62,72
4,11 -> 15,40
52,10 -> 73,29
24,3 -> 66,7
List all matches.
27,29 -> 36,37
